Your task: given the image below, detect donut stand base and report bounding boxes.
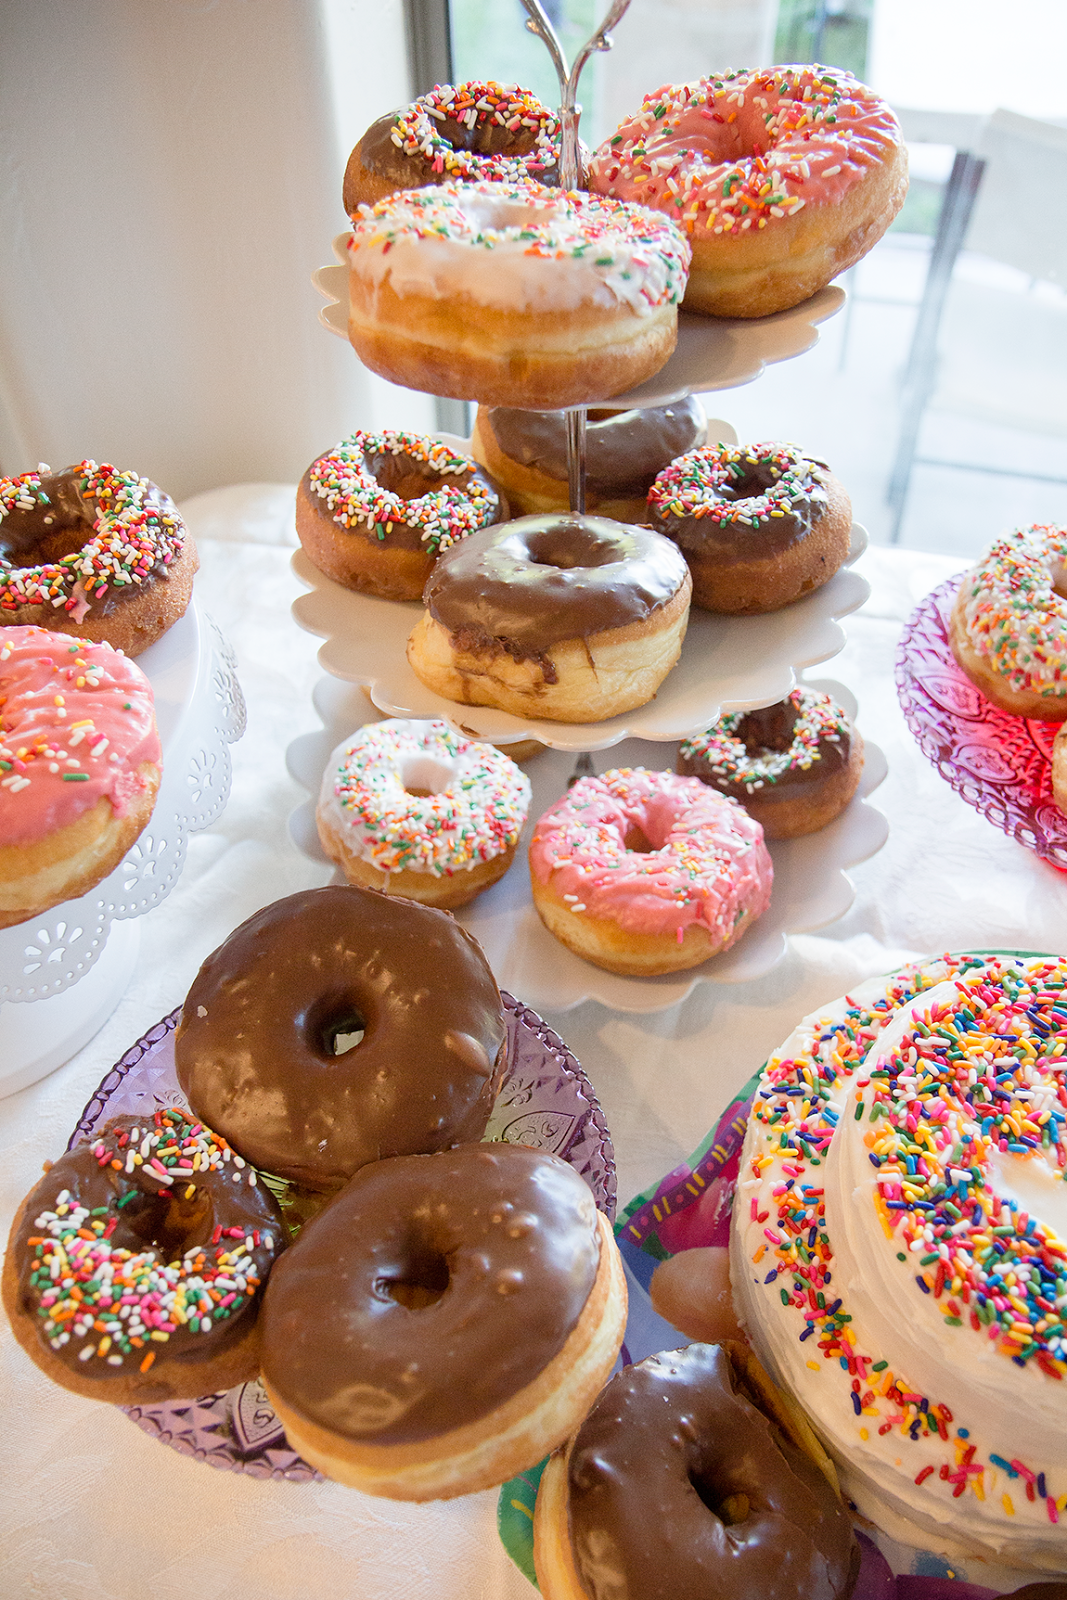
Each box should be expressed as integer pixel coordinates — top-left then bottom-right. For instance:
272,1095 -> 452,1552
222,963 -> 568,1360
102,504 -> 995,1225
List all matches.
0,918 -> 141,1099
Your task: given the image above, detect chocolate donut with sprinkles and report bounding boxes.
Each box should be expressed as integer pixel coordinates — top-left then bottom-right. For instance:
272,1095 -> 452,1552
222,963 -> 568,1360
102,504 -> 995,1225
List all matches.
296,430 -> 508,601
677,686 -> 863,838
343,81 -> 567,214
2,1109 -> 286,1405
0,461 -> 198,656
732,951 -> 1067,1572
588,65 -> 907,318
648,441 -> 852,614
950,523 -> 1067,720
344,180 -> 690,410
316,717 -> 531,909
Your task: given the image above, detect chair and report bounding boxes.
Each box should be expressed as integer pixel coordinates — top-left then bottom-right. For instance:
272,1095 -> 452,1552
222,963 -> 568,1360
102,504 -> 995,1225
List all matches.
887,108 -> 1067,540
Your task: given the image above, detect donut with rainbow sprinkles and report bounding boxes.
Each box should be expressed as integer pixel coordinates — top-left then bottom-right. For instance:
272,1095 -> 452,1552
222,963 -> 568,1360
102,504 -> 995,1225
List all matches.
732,951 -> 1067,1572
950,523 -> 1067,720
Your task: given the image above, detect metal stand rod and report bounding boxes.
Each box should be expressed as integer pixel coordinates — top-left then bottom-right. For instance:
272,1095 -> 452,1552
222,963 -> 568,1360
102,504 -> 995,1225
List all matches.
566,408 -> 588,514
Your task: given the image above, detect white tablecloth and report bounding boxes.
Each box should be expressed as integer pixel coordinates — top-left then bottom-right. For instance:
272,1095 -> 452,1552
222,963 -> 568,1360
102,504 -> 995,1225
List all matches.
3,489 -> 1066,1600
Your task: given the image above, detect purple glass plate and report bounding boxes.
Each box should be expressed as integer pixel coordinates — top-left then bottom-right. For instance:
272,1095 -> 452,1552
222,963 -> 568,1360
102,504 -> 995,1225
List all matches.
896,579 -> 1067,873
66,993 -> 616,1482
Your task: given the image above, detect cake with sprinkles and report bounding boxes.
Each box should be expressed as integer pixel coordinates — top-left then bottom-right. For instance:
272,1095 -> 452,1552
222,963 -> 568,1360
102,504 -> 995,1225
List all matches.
731,952 -> 1067,1571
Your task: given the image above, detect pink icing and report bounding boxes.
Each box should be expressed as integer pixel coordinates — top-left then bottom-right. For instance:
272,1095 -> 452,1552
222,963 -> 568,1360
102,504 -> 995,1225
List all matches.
529,767 -> 772,941
0,626 -> 161,845
588,67 -> 902,240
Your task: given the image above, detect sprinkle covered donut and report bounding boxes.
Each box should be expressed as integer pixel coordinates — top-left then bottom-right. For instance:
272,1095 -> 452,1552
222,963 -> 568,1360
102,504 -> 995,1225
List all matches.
528,767 -> 772,975
2,1109 -> 286,1405
316,718 -> 531,908
648,441 -> 852,614
950,523 -> 1067,720
296,430 -> 507,601
345,180 -> 690,409
677,687 -> 863,838
344,82 -> 565,214
732,952 -> 1067,1571
588,65 -> 907,318
0,626 -> 161,928
0,462 -> 198,655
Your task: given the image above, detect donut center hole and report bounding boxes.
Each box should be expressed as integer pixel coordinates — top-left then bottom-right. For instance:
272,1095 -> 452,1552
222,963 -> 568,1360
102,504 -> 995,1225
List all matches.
1053,565 -> 1067,601
623,823 -> 657,854
525,522 -> 619,571
719,464 -> 780,503
305,996 -> 367,1057
400,756 -> 456,799
739,699 -> 799,754
690,1477 -> 750,1526
0,474 -> 94,565
380,1246 -> 451,1310
440,115 -> 541,159
118,1185 -> 211,1258
368,453 -> 454,502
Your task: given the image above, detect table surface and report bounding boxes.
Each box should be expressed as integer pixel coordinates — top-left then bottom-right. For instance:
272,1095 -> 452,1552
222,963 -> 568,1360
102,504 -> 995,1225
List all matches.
4,487 -> 1066,1600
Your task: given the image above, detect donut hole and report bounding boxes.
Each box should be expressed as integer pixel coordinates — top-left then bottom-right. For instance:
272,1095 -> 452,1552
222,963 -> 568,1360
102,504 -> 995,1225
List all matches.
525,523 -> 619,572
461,193 -> 556,236
368,452 -> 454,503
622,823 -> 656,854
688,1469 -> 751,1527
305,994 -> 368,1058
378,1240 -> 451,1310
441,115 -> 539,159
399,755 -> 457,799
120,1184 -> 212,1258
720,463 -> 780,502
1053,564 -> 1067,601
0,506 -> 90,565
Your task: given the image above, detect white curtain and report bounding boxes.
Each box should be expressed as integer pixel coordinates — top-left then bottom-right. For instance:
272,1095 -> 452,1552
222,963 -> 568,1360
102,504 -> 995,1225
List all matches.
0,0 -> 434,499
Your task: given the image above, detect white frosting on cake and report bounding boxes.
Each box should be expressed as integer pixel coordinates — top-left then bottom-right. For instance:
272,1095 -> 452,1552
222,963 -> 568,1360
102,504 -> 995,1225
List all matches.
732,953 -> 1067,1571
346,180 -> 690,315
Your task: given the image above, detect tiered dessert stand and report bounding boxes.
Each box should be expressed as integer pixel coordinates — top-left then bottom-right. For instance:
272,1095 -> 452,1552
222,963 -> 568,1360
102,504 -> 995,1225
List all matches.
289,0 -> 887,1010
0,604 -> 244,1097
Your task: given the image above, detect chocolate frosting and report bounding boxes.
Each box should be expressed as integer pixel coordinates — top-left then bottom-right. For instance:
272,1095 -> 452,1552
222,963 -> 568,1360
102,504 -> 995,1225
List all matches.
566,1343 -> 856,1600
260,1144 -> 601,1443
174,886 -> 507,1190
652,456 -> 831,568
357,107 -> 560,191
423,514 -> 689,663
7,1113 -> 286,1393
0,467 -> 180,616
484,397 -> 706,497
678,697 -> 851,804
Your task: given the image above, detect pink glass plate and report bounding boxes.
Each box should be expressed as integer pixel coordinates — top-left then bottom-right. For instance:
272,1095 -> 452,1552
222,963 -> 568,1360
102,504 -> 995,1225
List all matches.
895,578 -> 1067,872
67,995 -> 615,1481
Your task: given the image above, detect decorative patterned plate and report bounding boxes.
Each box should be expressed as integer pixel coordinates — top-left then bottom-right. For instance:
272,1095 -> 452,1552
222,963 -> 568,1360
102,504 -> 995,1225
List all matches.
67,996 -> 616,1480
290,524 -> 870,755
895,578 -> 1067,872
313,234 -> 845,409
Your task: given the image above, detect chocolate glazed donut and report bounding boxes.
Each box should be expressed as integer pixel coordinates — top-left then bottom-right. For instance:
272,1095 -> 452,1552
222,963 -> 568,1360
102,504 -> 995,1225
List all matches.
174,886 -> 508,1191
470,397 -> 706,523
406,513 -> 692,723
535,1341 -> 858,1600
647,442 -> 852,615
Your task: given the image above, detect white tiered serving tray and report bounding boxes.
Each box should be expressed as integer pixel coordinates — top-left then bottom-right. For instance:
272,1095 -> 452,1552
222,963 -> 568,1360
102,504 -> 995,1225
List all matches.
0,603 -> 245,1096
287,676 -> 888,1014
290,522 -> 869,754
313,235 -> 845,406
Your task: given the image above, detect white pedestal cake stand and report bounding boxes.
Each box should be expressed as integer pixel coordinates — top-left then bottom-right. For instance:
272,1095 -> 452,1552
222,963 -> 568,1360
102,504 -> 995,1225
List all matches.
0,603 -> 245,1097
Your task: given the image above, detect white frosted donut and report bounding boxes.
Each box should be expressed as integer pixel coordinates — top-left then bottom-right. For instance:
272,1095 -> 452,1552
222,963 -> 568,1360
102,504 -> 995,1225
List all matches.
345,179 -> 690,408
316,718 -> 531,909
950,523 -> 1067,720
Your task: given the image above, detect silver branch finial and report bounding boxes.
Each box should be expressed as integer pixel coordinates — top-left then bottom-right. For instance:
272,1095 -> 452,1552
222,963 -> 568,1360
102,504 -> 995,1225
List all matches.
519,0 -> 632,190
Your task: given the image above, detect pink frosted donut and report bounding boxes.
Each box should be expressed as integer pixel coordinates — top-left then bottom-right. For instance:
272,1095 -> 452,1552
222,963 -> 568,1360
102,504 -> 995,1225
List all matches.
588,66 -> 907,318
528,767 -> 772,975
0,626 -> 161,927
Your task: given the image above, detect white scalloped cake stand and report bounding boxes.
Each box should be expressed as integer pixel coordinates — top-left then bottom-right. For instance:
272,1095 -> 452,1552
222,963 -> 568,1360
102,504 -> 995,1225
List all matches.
0,603 -> 245,1097
291,521 -> 869,753
287,676 -> 888,1014
313,235 -> 846,406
